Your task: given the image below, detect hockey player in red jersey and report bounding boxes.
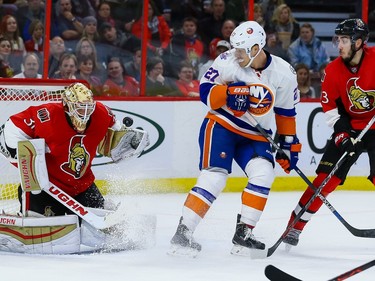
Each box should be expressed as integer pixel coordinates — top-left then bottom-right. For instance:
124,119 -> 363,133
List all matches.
283,18 -> 375,247
169,21 -> 300,256
1,82 -> 149,217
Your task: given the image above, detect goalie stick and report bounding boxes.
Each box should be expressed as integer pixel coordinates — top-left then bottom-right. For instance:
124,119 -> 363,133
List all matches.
244,113 -> 375,259
265,259 -> 375,281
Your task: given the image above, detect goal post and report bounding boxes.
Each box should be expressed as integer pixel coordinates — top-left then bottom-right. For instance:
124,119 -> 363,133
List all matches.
0,78 -> 89,215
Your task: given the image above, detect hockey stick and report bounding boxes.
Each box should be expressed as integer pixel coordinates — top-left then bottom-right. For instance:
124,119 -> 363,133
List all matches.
265,259 -> 375,281
327,259 -> 375,281
44,182 -> 127,229
244,112 -> 375,258
265,264 -> 301,281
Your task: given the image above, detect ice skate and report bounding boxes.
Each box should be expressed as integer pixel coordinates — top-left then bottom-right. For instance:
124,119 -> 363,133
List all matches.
283,228 -> 301,252
230,214 -> 265,256
168,217 -> 201,257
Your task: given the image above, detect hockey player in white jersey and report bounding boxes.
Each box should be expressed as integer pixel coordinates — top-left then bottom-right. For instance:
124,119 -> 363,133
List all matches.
170,21 -> 301,256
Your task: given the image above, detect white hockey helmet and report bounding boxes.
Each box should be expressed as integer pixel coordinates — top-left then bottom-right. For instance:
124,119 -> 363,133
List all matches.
62,82 -> 96,133
230,21 -> 266,56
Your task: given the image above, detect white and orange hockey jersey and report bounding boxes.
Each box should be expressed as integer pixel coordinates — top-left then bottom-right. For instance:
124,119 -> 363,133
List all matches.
199,49 -> 299,140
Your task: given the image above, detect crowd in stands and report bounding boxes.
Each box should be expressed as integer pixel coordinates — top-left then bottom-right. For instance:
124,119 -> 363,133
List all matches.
0,0 -> 372,98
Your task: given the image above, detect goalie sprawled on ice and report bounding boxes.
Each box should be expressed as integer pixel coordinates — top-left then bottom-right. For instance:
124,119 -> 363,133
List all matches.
0,82 -> 154,254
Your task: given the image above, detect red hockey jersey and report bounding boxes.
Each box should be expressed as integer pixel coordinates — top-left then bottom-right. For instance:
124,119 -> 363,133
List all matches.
7,102 -> 116,196
321,46 -> 375,130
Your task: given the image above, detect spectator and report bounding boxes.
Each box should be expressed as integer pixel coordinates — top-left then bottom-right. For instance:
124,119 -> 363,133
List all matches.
48,36 -> 67,77
102,57 -> 140,97
167,0 -> 205,31
288,23 -> 330,73
208,19 -> 236,60
167,17 -> 205,78
261,0 -> 285,26
75,54 -> 102,96
264,32 -> 289,62
253,3 -> 266,29
0,37 -> 14,78
75,37 -> 96,60
96,1 -> 116,30
175,61 -> 200,97
98,22 -> 141,64
13,52 -> 42,78
270,4 -> 300,50
145,56 -> 180,96
0,15 -> 26,58
51,52 -> 77,79
226,0 -> 247,24
70,0 -> 95,18
82,16 -> 100,42
198,0 -> 226,46
16,0 -> 45,41
295,63 -> 316,100
124,47 -> 141,82
129,0 -> 172,57
24,19 -> 44,54
198,40 -> 231,79
54,0 -> 84,40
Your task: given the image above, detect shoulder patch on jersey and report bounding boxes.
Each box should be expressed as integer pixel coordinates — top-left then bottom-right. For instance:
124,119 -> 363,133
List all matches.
37,108 -> 50,123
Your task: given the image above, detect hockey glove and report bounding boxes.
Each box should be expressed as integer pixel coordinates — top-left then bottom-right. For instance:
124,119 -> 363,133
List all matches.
276,135 -> 302,174
334,131 -> 357,155
226,82 -> 250,117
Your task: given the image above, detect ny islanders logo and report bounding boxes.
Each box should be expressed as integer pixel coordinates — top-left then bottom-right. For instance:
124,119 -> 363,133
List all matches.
248,84 -> 274,116
346,78 -> 375,113
61,135 -> 90,179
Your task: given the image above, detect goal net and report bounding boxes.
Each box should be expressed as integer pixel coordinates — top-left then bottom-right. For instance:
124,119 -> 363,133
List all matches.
0,78 -> 86,215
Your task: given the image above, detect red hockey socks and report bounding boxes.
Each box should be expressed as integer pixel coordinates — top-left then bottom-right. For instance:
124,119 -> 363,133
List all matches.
288,173 -> 342,231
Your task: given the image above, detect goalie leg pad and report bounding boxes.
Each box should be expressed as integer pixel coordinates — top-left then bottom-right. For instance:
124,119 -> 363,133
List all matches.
0,214 -> 80,254
17,139 -> 49,193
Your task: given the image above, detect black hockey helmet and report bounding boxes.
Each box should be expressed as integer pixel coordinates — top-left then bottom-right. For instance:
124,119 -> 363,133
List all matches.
334,18 -> 369,43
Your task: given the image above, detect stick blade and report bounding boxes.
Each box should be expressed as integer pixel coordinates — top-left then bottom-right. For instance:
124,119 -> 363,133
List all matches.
265,265 -> 302,281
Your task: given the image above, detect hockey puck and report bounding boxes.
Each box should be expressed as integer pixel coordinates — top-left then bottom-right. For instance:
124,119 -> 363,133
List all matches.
123,117 -> 133,127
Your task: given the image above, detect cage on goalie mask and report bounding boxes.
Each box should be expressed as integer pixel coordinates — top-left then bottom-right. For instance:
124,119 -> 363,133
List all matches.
62,83 -> 96,133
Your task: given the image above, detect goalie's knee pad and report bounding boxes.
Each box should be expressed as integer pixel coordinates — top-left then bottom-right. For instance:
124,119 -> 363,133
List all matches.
0,215 -> 80,254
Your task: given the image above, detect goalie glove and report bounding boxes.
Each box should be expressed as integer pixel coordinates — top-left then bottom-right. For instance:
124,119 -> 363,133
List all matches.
275,135 -> 302,174
98,127 -> 150,162
226,82 -> 250,117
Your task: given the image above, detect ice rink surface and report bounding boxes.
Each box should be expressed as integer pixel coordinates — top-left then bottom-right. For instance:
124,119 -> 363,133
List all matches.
1,191 -> 375,281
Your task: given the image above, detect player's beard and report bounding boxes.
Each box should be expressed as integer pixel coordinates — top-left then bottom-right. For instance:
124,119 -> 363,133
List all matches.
342,45 -> 357,64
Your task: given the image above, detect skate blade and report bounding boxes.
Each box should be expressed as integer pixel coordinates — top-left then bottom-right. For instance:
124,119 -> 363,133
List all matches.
284,243 -> 293,253
167,244 -> 199,258
230,244 -> 251,257
231,244 -> 268,259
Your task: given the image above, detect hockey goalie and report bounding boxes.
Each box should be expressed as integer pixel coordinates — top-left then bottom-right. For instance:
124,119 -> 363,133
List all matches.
0,82 -> 153,254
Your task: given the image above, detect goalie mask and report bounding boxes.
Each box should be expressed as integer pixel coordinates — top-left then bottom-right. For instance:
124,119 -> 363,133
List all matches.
62,83 -> 96,133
